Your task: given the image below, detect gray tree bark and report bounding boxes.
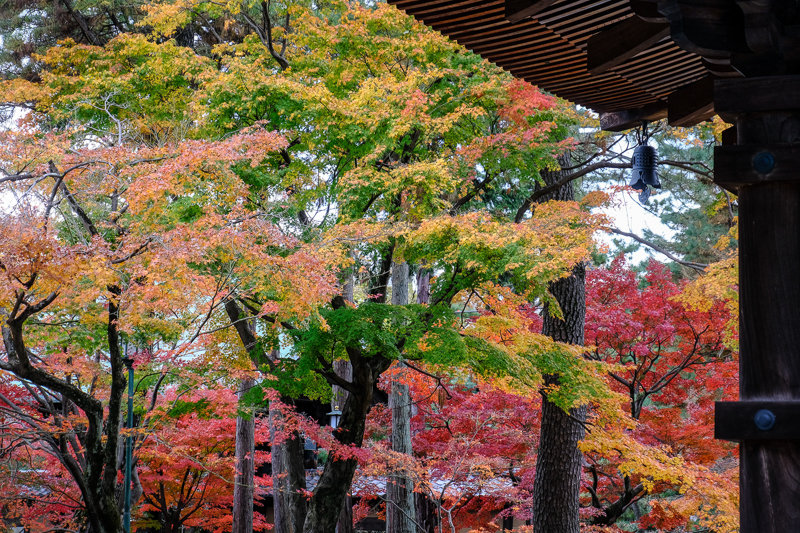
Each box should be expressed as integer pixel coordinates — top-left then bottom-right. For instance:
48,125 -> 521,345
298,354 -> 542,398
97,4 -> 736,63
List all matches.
224,301 -> 308,533
413,267 -> 437,532
271,406 -> 308,533
530,162 -> 588,533
333,360 -> 354,533
233,377 -> 256,533
343,264 -> 355,304
387,379 -> 415,533
387,261 -> 415,533
416,269 -> 430,305
391,261 -> 409,306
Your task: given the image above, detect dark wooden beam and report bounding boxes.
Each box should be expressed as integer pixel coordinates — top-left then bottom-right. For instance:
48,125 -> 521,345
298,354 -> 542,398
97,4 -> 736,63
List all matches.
504,0 -> 558,23
717,401 -> 800,441
598,103 -> 667,132
702,57 -> 740,78
715,144 -> 800,191
630,0 -> 667,23
714,76 -> 800,115
657,1 -> 748,60
586,17 -> 670,74
667,76 -> 714,127
720,123 -> 737,146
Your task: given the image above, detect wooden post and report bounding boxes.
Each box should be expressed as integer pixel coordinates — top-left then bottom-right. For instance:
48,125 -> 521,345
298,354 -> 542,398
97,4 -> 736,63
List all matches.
713,76 -> 800,533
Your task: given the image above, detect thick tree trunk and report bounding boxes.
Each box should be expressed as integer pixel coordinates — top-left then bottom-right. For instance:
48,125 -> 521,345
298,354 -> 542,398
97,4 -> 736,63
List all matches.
336,497 -> 354,533
287,433 -> 309,529
416,269 -> 430,305
531,163 -> 587,533
332,360 -> 353,416
342,262 -> 355,304
272,405 -> 308,533
303,351 -> 391,533
331,360 -> 354,533
391,261 -> 409,306
387,261 -> 415,533
532,267 -> 587,533
224,301 -> 259,533
234,377 -> 256,533
387,379 -> 415,533
414,492 -> 438,533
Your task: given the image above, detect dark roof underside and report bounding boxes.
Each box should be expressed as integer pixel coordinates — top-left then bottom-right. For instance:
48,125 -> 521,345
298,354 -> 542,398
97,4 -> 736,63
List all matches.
389,0 -> 711,116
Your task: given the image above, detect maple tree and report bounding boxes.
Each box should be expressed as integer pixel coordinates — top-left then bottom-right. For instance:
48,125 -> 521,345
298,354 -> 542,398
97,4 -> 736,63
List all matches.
135,385 -> 271,533
580,257 -> 739,532
346,256 -> 738,533
151,3 -> 607,532
0,41 -> 332,530
0,1 -> 743,532
384,380 -> 541,532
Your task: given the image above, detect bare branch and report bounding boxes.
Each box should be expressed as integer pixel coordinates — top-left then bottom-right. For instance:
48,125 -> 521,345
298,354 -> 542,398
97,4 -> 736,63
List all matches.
49,161 -> 99,237
515,160 -> 630,223
606,227 -> 708,272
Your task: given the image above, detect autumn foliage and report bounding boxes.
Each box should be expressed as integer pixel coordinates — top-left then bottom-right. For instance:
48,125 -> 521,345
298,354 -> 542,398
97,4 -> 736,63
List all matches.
0,0 -> 739,532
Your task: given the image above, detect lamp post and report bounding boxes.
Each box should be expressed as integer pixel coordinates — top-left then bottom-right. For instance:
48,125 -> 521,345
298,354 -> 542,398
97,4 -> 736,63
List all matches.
326,406 -> 345,533
122,355 -> 134,533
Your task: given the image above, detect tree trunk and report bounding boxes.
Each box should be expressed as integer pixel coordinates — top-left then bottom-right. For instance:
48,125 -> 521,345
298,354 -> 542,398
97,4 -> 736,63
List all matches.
336,496 -> 354,533
414,492 -> 438,533
335,274 -> 355,533
387,261 -> 415,533
272,405 -> 308,533
531,163 -> 587,533
287,433 -> 309,530
391,261 -> 409,306
414,267 -> 434,531
387,379 -> 415,533
416,269 -> 430,305
2,302 -> 126,533
303,351 -> 391,533
343,262 -> 355,304
331,360 -> 354,533
334,282 -> 356,533
234,377 -> 256,533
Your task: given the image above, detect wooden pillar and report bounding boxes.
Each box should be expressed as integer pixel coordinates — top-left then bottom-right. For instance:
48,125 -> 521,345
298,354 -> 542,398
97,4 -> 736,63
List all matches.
713,76 -> 800,533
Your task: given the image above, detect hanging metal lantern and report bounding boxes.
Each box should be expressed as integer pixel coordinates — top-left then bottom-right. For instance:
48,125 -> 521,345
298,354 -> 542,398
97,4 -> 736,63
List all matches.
629,144 -> 660,190
628,120 -> 660,204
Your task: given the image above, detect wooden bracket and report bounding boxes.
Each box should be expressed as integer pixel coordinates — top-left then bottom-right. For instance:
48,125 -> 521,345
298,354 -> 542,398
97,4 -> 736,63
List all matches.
504,0 -> 558,23
586,17 -> 670,74
716,401 -> 800,441
667,76 -> 714,127
599,102 -> 667,132
714,144 -> 800,192
715,76 -> 800,114
720,124 -> 737,146
630,0 -> 667,23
